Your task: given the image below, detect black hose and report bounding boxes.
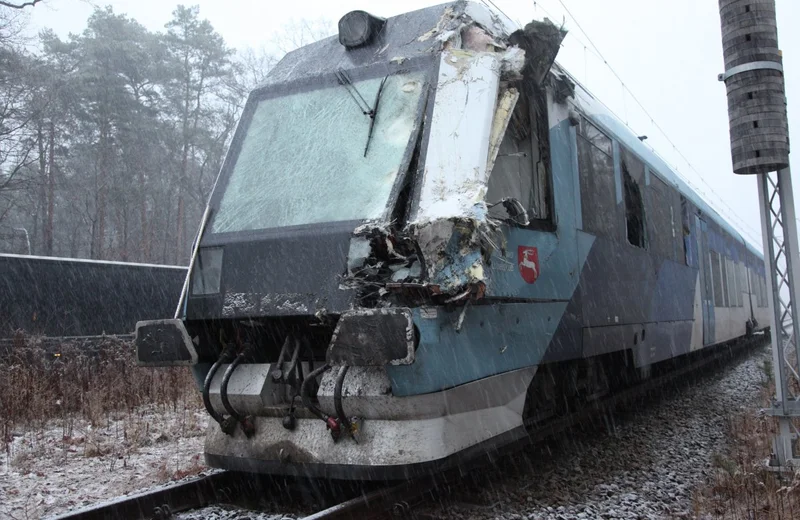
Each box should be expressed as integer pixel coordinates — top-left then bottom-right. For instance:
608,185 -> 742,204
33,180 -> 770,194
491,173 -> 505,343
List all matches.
271,336 -> 292,382
202,348 -> 233,426
285,338 -> 302,383
301,364 -> 331,422
220,352 -> 246,424
334,365 -> 352,437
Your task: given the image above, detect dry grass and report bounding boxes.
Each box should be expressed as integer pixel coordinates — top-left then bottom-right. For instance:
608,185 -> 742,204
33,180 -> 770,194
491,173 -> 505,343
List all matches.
693,361 -> 800,519
0,335 -> 201,449
0,335 -> 211,520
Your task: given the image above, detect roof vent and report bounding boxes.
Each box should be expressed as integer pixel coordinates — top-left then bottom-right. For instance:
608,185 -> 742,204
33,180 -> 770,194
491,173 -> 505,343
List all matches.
338,10 -> 385,49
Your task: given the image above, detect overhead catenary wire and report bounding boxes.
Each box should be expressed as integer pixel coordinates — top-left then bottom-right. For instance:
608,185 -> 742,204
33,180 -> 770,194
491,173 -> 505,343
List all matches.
482,0 -> 521,29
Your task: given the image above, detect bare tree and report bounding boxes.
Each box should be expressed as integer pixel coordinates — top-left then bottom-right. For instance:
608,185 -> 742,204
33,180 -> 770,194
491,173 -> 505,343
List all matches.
0,10 -> 36,227
0,0 -> 43,9
270,17 -> 335,55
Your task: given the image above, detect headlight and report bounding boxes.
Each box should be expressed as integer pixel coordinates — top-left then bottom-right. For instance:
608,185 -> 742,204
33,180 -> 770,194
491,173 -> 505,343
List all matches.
191,247 -> 223,295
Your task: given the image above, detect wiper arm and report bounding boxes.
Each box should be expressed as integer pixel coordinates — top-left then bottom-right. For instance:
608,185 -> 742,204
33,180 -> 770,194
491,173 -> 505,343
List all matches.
335,69 -> 390,157
364,74 -> 388,157
335,69 -> 371,116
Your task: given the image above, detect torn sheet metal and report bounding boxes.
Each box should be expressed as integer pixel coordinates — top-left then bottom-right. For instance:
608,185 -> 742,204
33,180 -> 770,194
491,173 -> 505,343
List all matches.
417,6 -> 456,42
461,25 -> 504,52
509,19 -> 567,86
412,49 -> 502,223
327,308 -> 415,366
463,1 -> 517,39
486,88 -> 521,175
340,9 -> 567,301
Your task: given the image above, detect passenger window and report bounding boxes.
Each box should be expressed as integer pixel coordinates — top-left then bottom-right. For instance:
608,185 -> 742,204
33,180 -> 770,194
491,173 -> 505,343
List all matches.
720,254 -> 730,307
727,258 -> 739,307
486,84 -> 551,224
680,196 -> 692,266
710,250 -> 724,307
576,117 -> 616,237
620,147 -> 646,248
739,262 -> 747,306
649,175 -> 677,260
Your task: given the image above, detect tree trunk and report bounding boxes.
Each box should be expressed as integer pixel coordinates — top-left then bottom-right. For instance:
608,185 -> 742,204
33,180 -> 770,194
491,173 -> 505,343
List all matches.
94,124 -> 109,260
34,120 -> 46,255
45,120 -> 55,255
139,166 -> 148,261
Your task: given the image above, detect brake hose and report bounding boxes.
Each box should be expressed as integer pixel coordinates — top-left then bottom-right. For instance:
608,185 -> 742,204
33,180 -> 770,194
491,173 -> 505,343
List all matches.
334,365 -> 352,438
301,364 -> 340,438
220,350 -> 255,437
202,346 -> 235,434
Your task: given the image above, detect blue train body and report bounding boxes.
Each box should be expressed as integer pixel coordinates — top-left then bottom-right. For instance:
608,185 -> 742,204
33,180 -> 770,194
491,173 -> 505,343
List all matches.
135,2 -> 769,478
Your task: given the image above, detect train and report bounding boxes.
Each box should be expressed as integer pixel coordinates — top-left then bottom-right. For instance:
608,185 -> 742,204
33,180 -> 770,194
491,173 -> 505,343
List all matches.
0,253 -> 186,338
134,1 -> 770,479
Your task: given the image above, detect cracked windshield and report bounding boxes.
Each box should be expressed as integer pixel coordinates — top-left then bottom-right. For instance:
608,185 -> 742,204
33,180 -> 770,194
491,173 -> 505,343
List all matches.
210,71 -> 426,233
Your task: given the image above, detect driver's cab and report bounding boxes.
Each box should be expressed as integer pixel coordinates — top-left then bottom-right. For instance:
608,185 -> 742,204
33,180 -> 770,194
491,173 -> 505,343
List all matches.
138,1 -> 577,372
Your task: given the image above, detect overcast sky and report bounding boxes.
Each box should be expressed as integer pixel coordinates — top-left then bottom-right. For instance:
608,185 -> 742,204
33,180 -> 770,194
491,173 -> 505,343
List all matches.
19,0 -> 800,250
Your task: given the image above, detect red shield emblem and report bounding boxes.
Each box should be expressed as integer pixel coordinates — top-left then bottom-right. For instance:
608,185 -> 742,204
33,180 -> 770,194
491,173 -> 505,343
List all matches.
518,246 -> 539,284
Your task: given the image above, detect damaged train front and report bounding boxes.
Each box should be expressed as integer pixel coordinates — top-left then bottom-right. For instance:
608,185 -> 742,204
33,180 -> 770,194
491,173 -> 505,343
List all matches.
133,1 -> 566,479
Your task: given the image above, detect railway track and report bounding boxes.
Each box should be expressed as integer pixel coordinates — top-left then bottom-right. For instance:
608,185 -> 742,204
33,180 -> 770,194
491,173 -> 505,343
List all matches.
50,333 -> 768,520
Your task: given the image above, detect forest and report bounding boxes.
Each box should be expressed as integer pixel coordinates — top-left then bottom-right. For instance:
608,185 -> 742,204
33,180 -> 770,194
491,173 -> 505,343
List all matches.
0,2 -> 324,264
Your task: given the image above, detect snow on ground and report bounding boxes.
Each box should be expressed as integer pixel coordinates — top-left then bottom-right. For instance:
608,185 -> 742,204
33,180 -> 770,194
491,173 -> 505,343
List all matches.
0,404 -> 209,520
175,505 -> 293,520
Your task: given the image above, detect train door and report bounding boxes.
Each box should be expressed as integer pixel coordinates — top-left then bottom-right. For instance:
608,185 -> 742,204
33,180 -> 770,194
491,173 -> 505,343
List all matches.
696,216 -> 715,344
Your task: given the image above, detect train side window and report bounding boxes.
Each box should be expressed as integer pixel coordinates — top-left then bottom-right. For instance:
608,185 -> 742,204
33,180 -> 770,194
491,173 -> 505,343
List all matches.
754,268 -> 763,307
486,85 -> 552,225
576,117 -> 616,237
757,273 -> 763,307
752,267 -> 762,307
710,250 -> 724,307
728,258 -> 740,307
740,262 -> 747,306
720,254 -> 730,307
680,196 -> 692,266
756,270 -> 763,307
620,147 -> 646,248
648,175 -> 676,260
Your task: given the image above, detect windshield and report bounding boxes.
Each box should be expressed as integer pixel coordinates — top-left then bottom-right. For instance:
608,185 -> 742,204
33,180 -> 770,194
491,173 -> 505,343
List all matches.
210,71 -> 427,234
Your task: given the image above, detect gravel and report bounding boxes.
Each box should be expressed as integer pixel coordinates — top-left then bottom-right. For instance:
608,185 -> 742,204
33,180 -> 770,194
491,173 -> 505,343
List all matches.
419,344 -> 771,520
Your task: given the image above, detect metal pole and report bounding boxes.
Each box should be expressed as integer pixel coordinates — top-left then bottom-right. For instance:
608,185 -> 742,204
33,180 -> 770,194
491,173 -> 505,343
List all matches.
777,169 -> 800,369
759,168 -> 800,465
759,175 -> 788,406
718,0 -> 797,466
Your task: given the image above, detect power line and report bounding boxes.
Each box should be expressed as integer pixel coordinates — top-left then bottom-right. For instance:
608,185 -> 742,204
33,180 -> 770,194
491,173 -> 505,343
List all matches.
550,0 -> 764,245
482,0 -> 521,29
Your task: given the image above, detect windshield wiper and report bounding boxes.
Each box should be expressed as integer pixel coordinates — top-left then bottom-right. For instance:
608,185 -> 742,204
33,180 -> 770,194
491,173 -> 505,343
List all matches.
335,69 -> 390,158
364,75 -> 388,157
335,69 -> 372,117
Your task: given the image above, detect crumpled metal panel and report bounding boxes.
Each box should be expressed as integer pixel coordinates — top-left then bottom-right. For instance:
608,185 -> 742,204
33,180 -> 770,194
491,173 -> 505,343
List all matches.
326,308 -> 415,366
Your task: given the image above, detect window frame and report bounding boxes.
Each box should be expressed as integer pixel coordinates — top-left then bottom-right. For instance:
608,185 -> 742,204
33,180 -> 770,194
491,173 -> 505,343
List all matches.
576,115 -> 617,238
